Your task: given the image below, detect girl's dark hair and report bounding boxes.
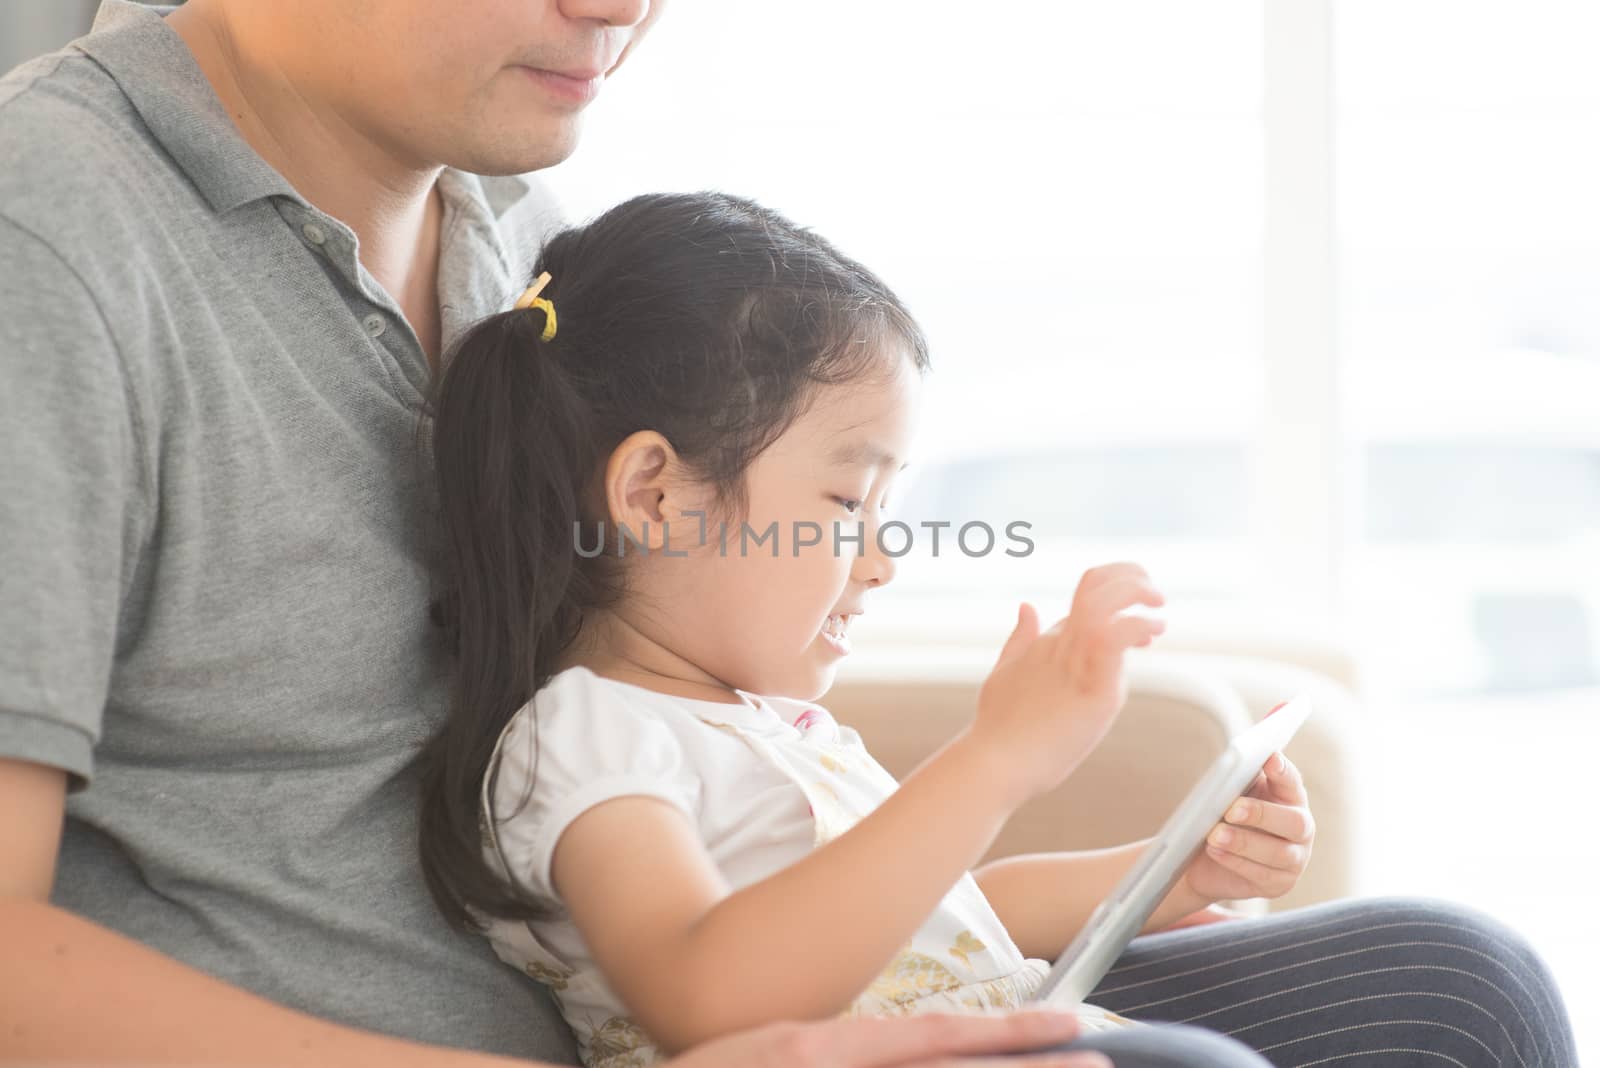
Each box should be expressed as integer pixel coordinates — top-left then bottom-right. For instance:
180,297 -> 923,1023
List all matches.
418,191 -> 929,929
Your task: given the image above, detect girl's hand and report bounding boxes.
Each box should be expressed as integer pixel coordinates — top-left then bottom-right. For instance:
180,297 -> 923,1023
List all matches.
970,563 -> 1165,804
1182,749 -> 1316,904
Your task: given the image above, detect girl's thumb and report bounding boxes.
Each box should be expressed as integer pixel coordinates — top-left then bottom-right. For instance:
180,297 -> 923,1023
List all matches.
995,601 -> 1041,666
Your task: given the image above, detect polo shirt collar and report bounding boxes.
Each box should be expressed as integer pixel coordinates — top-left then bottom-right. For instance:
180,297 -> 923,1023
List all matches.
75,1 -> 531,220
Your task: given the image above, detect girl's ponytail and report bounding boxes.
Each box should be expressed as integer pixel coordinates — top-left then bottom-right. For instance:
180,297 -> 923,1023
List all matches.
419,303 -> 605,929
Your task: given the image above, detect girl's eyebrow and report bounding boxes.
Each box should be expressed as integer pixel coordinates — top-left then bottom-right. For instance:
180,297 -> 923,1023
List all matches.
828,440 -> 909,471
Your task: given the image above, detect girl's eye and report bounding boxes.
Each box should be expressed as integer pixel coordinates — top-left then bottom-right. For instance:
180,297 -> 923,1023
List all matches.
835,497 -> 862,514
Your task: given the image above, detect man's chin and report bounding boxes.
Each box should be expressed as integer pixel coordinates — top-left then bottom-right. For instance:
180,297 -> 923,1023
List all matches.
464,121 -> 584,177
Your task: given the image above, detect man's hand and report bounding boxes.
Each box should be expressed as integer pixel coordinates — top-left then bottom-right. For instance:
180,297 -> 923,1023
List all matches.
662,1011 -> 1111,1068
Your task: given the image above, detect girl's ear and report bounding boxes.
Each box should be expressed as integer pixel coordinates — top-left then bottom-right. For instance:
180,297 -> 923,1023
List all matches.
602,430 -> 704,552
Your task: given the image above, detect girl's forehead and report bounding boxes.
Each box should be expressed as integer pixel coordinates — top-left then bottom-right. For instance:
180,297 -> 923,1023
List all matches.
781,361 -> 923,456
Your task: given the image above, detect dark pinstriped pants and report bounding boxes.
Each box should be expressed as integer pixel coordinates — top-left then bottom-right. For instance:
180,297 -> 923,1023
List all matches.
1048,897 -> 1578,1067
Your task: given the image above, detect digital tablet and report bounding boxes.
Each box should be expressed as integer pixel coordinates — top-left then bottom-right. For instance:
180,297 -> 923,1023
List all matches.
1032,695 -> 1315,1008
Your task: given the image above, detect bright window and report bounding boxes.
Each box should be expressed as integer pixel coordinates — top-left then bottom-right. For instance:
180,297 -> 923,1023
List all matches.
1337,0 -> 1600,693
548,1 -> 1600,702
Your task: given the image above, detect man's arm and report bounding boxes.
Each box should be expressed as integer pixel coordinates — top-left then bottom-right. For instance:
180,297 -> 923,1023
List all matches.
0,757 -> 540,1067
974,842 -> 1215,961
5,219 -> 485,1065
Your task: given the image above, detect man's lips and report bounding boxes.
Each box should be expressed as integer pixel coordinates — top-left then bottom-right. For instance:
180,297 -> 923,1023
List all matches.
518,66 -> 605,105
538,66 -> 605,82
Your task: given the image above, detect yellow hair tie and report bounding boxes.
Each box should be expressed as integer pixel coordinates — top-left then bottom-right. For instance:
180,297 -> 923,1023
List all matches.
513,271 -> 558,341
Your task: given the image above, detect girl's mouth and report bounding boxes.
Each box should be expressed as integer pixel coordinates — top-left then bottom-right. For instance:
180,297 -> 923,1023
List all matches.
820,613 -> 853,655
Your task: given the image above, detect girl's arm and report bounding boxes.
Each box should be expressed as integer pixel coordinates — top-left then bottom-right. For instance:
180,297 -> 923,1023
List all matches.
975,751 -> 1317,960
552,731 -> 1022,1055
972,842 -> 1213,960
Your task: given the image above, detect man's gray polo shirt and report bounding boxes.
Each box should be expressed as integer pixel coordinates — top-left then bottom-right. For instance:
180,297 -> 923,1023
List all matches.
0,2 -> 575,1059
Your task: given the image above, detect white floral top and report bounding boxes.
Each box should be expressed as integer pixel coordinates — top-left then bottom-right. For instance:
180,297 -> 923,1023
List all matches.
478,667 -> 1136,1067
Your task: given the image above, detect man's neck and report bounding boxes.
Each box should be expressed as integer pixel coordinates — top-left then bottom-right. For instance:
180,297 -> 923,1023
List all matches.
167,4 -> 444,363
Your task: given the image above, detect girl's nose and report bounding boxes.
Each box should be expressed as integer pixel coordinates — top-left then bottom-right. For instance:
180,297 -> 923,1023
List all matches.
852,525 -> 898,589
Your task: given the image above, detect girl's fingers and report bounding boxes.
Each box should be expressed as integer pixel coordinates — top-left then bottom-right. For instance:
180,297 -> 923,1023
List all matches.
1261,751 -> 1309,805
1203,835 -> 1299,891
1072,561 -> 1154,601
1103,614 -> 1166,652
1208,822 -> 1310,872
1069,571 -> 1160,627
1224,796 -> 1317,846
1240,753 -> 1307,808
1044,581 -> 1164,664
1047,615 -> 1162,671
994,602 -> 1042,667
1080,575 -> 1165,623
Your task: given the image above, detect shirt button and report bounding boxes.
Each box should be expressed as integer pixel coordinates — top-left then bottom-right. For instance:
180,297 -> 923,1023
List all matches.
302,222 -> 327,246
363,314 -> 387,338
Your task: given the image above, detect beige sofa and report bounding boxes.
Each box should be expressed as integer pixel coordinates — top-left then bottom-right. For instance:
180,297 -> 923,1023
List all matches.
821,633 -> 1365,915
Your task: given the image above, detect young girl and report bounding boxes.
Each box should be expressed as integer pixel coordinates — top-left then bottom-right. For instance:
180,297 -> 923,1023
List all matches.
417,192 -> 1313,1067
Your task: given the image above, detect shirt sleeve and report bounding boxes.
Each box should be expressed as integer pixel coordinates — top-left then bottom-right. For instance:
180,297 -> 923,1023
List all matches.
0,213 -> 148,789
485,675 -> 704,905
